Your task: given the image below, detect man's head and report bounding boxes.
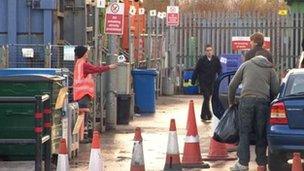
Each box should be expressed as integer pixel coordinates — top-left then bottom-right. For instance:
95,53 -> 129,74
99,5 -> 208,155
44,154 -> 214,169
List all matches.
205,44 -> 213,58
74,46 -> 88,59
250,32 -> 264,47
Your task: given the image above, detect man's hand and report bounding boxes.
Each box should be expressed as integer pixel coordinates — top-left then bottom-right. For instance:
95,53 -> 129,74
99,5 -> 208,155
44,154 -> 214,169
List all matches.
109,63 -> 118,69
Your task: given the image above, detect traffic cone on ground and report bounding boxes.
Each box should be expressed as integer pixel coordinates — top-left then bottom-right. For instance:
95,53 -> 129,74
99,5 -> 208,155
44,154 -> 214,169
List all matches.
202,137 -> 237,161
226,143 -> 238,152
292,153 -> 303,171
88,131 -> 103,171
164,119 -> 182,171
182,100 -> 210,168
130,127 -> 145,171
257,165 -> 266,171
56,139 -> 69,171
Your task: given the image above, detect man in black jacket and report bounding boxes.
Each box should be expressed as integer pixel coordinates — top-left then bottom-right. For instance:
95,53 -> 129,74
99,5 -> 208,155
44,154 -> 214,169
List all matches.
191,44 -> 222,121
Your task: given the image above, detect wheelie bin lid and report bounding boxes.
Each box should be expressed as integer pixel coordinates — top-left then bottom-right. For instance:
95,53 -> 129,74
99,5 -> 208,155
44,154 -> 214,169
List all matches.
0,74 -> 64,82
131,68 -> 158,76
0,68 -> 69,76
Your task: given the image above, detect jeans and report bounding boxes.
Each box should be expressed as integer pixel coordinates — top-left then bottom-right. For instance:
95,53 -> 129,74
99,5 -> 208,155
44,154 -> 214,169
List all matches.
237,97 -> 269,166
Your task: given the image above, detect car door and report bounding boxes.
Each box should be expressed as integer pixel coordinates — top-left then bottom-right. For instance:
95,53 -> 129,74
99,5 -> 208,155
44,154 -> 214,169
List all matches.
212,71 -> 241,119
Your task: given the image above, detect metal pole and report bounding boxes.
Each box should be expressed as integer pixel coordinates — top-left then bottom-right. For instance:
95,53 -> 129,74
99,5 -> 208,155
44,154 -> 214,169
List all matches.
93,3 -> 100,132
147,13 -> 152,68
34,96 -> 43,171
164,0 -> 176,95
43,99 -> 52,171
44,44 -> 51,68
105,0 -> 118,130
129,1 -> 134,65
276,0 -> 280,71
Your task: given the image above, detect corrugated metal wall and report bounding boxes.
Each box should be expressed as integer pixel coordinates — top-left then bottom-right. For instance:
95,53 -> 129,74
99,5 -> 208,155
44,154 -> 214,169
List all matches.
143,11 -> 304,73
174,12 -> 304,72
0,0 -> 59,67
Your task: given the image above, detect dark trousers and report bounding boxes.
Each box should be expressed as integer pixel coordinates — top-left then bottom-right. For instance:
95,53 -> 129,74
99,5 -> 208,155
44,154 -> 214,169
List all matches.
200,85 -> 212,120
77,95 -> 91,136
237,97 -> 269,166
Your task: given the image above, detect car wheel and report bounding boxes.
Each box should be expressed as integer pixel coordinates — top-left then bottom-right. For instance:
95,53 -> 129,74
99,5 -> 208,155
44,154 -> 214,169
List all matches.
268,150 -> 290,171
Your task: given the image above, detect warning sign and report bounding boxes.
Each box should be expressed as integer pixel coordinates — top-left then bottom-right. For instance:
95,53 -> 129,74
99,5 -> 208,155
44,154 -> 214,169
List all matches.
232,36 -> 271,51
166,6 -> 179,26
105,2 -> 125,35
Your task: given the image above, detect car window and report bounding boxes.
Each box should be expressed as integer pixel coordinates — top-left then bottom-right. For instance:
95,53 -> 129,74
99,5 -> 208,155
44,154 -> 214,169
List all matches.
285,73 -> 304,96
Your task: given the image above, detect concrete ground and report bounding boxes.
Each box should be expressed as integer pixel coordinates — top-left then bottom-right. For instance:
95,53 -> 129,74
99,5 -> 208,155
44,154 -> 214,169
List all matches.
71,95 -> 258,171
0,95 -> 259,171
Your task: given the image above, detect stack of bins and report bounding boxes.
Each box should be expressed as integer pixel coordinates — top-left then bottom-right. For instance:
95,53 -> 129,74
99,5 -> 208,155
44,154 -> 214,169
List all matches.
0,74 -> 63,160
0,68 -> 78,158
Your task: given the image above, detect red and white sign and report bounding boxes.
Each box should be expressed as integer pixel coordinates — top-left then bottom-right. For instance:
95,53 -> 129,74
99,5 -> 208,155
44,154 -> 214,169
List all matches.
232,36 -> 271,51
166,6 -> 179,27
105,2 -> 124,35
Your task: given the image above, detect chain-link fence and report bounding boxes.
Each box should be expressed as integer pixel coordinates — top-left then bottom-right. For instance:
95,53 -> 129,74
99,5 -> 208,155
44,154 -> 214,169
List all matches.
0,44 -> 97,71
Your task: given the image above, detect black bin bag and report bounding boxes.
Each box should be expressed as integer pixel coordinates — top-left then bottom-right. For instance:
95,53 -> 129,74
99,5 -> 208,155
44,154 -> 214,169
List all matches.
213,105 -> 239,144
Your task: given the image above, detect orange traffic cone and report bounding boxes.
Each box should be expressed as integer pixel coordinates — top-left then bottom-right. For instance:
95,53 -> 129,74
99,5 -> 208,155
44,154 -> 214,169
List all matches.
226,143 -> 238,152
292,153 -> 303,171
56,139 -> 69,171
130,127 -> 145,171
182,100 -> 210,168
164,119 -> 182,171
89,131 -> 104,171
202,138 -> 237,161
257,165 -> 266,171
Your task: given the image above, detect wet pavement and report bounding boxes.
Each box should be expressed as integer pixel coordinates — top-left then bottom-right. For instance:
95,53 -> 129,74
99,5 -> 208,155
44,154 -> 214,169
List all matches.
0,95 -> 259,171
71,95 -> 258,171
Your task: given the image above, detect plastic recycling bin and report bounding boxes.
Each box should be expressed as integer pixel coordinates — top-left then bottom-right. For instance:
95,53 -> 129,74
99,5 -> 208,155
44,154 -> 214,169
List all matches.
131,69 -> 157,114
183,70 -> 199,95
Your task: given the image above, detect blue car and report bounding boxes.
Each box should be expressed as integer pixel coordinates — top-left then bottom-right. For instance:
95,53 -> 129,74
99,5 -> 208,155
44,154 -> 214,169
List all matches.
267,68 -> 304,171
212,69 -> 304,171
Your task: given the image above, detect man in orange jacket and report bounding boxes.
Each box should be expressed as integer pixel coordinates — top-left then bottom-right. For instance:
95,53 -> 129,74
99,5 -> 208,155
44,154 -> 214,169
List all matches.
73,46 -> 117,143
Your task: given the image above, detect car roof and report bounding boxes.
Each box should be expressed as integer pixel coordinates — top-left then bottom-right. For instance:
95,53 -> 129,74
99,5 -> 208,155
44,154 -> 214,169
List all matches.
288,68 -> 304,75
282,69 -> 304,84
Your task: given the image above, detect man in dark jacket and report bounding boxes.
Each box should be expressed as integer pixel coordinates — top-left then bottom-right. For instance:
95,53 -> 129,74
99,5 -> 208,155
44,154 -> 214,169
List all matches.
228,50 -> 279,171
191,44 -> 222,121
244,32 -> 273,63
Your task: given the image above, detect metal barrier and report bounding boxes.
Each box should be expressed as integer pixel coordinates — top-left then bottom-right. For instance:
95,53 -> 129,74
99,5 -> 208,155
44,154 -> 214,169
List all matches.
0,94 -> 51,171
